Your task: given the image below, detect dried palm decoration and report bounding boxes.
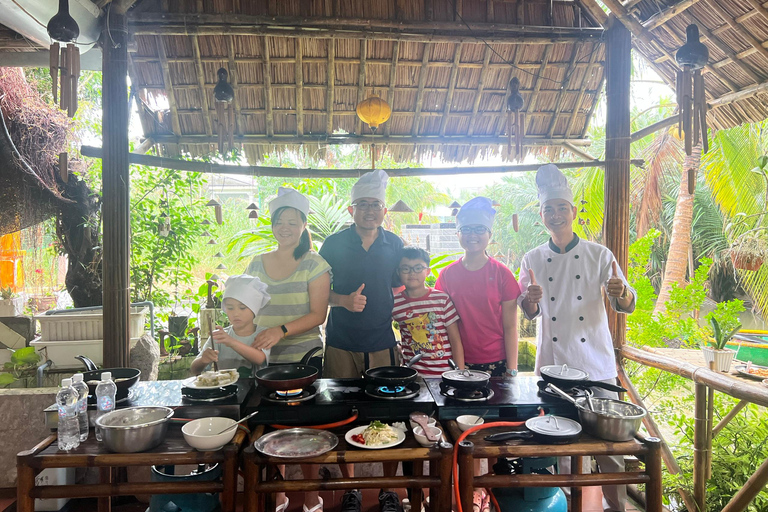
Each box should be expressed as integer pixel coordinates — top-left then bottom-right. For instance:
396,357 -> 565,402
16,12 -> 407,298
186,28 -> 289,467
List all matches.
506,77 -> 524,159
213,68 -> 235,154
47,0 -> 80,118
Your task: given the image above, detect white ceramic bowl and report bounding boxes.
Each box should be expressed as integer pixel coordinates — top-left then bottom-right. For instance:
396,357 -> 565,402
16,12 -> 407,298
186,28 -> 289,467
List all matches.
409,417 -> 437,431
456,415 -> 484,431
412,425 -> 442,447
182,417 -> 238,451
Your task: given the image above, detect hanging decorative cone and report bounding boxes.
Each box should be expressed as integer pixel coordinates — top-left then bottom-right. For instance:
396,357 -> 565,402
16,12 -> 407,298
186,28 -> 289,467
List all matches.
246,203 -> 259,210
448,201 -> 461,209
214,252 -> 225,258
201,230 -> 212,237
248,210 -> 259,219
356,95 -> 392,131
207,239 -> 217,245
216,263 -> 227,270
215,204 -> 223,225
206,199 -> 221,207
492,200 -> 501,207
388,200 -> 414,213
201,219 -> 211,225
512,213 -> 519,232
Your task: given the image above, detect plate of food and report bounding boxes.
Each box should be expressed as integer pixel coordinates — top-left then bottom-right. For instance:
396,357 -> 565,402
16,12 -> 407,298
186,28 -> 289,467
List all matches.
254,428 -> 338,459
734,364 -> 768,380
183,369 -> 239,389
345,421 -> 406,450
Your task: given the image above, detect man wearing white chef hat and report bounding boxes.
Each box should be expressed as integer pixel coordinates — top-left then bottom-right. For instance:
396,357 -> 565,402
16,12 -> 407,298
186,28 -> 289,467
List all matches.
518,163 -> 636,512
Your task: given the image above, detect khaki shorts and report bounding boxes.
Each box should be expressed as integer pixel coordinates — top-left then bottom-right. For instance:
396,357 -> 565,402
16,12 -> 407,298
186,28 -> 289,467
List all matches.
323,345 -> 401,379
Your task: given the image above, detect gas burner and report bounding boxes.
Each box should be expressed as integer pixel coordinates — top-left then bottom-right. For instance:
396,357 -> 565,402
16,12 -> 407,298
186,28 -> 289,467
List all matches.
439,382 -> 494,402
536,381 -> 593,400
364,382 -> 420,400
262,386 -> 318,404
182,390 -> 238,403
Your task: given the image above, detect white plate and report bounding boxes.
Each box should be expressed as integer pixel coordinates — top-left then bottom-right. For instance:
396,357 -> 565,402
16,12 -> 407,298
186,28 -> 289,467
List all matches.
182,375 -> 237,390
345,425 -> 406,450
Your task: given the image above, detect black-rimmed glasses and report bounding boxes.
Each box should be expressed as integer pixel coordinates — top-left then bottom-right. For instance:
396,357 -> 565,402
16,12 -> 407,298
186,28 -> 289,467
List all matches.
458,226 -> 490,235
352,201 -> 385,211
398,264 -> 428,274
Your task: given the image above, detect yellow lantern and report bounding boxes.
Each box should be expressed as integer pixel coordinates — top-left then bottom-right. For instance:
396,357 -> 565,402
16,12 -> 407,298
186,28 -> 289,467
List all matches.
356,95 -> 391,132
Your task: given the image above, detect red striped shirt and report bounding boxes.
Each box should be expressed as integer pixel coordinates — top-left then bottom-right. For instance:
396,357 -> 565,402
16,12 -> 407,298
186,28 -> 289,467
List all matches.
392,288 -> 459,376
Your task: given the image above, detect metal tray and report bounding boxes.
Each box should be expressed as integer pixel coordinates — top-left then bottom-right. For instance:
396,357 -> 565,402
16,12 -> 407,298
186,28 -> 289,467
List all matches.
254,428 -> 338,459
734,364 -> 768,380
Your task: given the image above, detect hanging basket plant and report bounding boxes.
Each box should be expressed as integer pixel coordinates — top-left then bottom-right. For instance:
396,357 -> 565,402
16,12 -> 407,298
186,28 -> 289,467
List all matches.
728,231 -> 766,271
730,249 -> 763,271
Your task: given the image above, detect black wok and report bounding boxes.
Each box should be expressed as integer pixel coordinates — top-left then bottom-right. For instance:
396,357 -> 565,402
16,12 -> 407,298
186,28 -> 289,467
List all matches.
539,364 -> 626,393
441,359 -> 491,390
255,347 -> 322,391
363,353 -> 423,387
484,415 -> 582,445
82,368 -> 141,401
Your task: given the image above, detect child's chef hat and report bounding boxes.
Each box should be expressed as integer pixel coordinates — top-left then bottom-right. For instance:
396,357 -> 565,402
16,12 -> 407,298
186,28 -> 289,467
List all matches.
456,197 -> 496,230
222,275 -> 271,316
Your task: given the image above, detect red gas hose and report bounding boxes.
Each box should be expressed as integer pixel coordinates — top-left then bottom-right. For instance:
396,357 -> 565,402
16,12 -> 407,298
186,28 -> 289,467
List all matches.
452,408 -> 545,512
270,410 -> 359,430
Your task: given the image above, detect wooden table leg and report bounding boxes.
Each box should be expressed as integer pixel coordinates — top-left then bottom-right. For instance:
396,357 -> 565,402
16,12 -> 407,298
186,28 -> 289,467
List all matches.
693,382 -> 707,512
645,437 -> 663,512
98,467 -> 112,512
412,459 -> 423,511
458,441 -> 475,512
265,462 -> 277,511
437,441 -> 453,512
16,463 -> 35,512
571,455 -> 583,512
221,448 -> 238,512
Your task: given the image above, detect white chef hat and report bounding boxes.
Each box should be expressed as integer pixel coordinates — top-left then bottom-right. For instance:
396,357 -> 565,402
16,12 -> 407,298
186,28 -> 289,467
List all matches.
222,274 -> 271,317
456,197 -> 496,230
536,164 -> 574,206
351,169 -> 388,204
269,187 -> 310,218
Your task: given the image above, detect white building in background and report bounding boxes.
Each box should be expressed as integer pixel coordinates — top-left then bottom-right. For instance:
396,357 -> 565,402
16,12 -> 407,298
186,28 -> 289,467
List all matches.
401,223 -> 462,256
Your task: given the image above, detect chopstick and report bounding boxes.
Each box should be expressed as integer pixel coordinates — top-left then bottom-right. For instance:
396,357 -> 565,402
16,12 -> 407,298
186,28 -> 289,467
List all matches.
207,316 -> 219,372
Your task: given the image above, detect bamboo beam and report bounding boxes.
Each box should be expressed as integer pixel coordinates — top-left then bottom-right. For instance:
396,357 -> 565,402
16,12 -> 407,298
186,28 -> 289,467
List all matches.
326,40 -> 335,135
622,0 -> 644,10
412,43 -> 431,136
706,361 -> 715,480
706,0 -> 768,67
581,73 -> 605,137
562,141 -> 598,160
156,36 -> 181,136
439,43 -> 463,136
295,39 -> 304,137
467,46 -> 493,136
81,146 -> 638,176
712,400 -> 748,436
262,36 -> 274,138
525,45 -> 554,135
101,6 -> 131,368
191,36 -> 213,137
565,42 -> 602,137
604,19 -> 631,348
579,0 -> 610,26
226,36 -> 243,137
630,114 -> 679,142
355,39 -> 367,136
642,0 -> 703,30
721,456 -> 768,512
547,42 -> 583,138
693,382 -> 707,512
709,79 -> 768,107
135,138 -> 155,155
384,40 -> 400,137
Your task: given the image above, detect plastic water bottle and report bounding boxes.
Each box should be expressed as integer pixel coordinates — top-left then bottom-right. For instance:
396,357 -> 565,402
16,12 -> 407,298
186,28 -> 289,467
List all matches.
71,373 -> 90,442
56,378 -> 80,451
94,372 -> 117,442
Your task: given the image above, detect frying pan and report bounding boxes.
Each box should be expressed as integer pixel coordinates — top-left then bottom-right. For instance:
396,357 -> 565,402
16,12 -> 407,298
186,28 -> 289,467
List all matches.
539,364 -> 626,393
255,347 -> 322,391
363,353 -> 423,387
441,359 -> 491,390
484,415 -> 582,445
76,355 -> 141,401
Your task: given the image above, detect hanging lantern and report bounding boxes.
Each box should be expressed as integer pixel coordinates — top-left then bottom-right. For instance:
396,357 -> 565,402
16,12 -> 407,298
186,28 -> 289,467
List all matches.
248,210 -> 259,219
158,213 -> 171,237
47,0 -> 80,118
506,77 -> 525,160
213,68 -> 236,155
356,94 -> 392,170
206,199 -> 223,225
676,24 -> 709,169
388,200 -> 414,213
246,202 -> 259,211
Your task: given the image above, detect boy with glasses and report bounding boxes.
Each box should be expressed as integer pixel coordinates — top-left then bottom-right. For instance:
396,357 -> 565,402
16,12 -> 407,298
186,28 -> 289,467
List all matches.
392,247 -> 463,375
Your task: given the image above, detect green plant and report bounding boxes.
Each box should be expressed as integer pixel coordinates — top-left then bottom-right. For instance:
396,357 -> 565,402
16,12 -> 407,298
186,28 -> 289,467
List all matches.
707,317 -> 741,350
704,299 -> 745,350
0,287 -> 15,300
0,347 -> 42,388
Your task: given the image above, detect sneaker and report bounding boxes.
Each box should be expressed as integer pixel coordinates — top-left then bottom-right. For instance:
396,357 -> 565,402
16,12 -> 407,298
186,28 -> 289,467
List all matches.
379,490 -> 402,512
341,490 -> 363,512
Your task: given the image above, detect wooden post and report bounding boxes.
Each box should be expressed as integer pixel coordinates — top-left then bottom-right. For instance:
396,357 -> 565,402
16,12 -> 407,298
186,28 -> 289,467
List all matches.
693,382 -> 707,512
571,455 -> 584,512
645,437 -> 663,512
603,16 -> 631,348
102,4 -> 132,368
706,361 -> 715,480
458,441 -> 475,512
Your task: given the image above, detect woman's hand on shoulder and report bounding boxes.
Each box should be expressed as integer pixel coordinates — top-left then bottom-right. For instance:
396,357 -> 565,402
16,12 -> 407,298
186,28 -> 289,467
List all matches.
252,326 -> 284,350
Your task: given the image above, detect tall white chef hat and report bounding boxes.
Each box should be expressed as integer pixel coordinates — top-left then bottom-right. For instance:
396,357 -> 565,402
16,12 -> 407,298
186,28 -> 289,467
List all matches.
351,169 -> 389,204
536,164 -> 574,206
222,274 -> 271,317
269,187 -> 310,218
456,197 -> 496,230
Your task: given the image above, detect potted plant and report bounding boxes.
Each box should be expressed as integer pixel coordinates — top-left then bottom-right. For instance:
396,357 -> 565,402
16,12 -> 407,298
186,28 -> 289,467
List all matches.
701,317 -> 741,372
0,287 -> 21,317
729,231 -> 766,271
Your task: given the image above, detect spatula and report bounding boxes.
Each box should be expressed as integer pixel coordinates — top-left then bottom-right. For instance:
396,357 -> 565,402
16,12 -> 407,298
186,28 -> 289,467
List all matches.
410,411 -> 439,442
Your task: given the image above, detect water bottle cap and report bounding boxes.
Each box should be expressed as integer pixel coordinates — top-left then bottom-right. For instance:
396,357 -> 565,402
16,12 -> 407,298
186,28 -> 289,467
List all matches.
101,371 -> 112,381
72,373 -> 83,382
61,378 -> 72,387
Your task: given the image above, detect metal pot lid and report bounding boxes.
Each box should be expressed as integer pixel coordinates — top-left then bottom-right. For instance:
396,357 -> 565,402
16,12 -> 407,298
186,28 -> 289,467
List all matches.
540,364 -> 589,381
442,369 -> 490,382
526,415 -> 582,437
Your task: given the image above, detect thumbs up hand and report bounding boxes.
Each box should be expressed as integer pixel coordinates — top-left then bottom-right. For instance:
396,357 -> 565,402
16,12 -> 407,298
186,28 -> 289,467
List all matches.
606,261 -> 627,298
345,283 -> 368,312
526,269 -> 543,305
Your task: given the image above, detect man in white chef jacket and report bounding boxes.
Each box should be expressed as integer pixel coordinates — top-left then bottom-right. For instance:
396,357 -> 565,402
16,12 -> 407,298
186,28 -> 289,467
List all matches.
517,163 -> 636,512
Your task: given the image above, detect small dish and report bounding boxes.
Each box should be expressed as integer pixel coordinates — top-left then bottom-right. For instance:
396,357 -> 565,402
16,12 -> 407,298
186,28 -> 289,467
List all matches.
409,417 -> 437,431
182,417 -> 237,451
412,426 -> 443,447
456,415 -> 484,431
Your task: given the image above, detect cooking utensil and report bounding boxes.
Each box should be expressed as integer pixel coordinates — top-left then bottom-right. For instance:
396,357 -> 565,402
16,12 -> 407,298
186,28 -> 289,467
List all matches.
95,406 -> 174,453
255,347 -> 322,391
586,394 -> 595,412
540,364 -> 626,393
409,411 -> 439,442
255,428 -> 339,458
484,415 -> 582,445
80,361 -> 141,402
441,359 -> 491,390
213,410 -> 259,436
363,353 -> 423,387
575,396 -> 646,442
207,316 -> 218,372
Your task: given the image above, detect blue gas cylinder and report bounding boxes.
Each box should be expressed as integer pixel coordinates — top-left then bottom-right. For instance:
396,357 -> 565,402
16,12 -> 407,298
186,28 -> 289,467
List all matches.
492,457 -> 568,512
149,463 -> 222,512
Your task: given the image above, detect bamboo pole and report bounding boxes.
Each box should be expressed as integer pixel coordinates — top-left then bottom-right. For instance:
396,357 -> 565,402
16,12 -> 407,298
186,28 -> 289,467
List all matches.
572,455 -> 584,512
547,42 -> 582,138
50,42 -> 59,105
134,138 -> 155,155
411,43 -> 431,136
326,40 -> 335,136
191,36 -> 213,137
706,360 -> 715,481
466,46 -> 492,137
645,437 -> 664,512
694,382 -> 708,512
642,0 -> 703,30
458,441 -> 475,512
295,39 -> 304,137
102,3 -> 132,368
524,45 -> 553,139
262,36 -> 274,138
226,35 -> 243,137
562,141 -> 598,161
384,40 -> 399,138
713,400 -> 748,436
439,43 -> 463,136
355,39 -> 367,136
565,42 -> 602,138
720,456 -> 768,512
705,0 -> 768,65
709,80 -> 768,108
630,114 -> 679,142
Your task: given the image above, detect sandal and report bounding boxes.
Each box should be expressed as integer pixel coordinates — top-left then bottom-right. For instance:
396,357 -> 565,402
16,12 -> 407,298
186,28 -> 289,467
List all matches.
276,497 -> 289,512
472,490 -> 483,512
303,497 -> 324,512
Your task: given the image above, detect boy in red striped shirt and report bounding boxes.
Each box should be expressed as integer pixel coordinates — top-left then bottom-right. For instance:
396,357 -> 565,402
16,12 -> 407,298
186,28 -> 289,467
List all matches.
392,247 -> 464,376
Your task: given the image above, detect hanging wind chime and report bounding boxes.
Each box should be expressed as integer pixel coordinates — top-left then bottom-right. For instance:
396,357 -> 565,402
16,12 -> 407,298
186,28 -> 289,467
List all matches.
356,94 -> 392,169
206,198 -> 223,225
48,0 -> 80,118
506,77 -> 525,160
246,202 -> 259,220
213,68 -> 235,155
676,24 -> 710,193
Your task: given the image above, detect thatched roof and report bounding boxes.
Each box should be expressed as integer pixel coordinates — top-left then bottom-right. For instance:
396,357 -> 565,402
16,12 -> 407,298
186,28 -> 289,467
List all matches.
126,0 -> 606,164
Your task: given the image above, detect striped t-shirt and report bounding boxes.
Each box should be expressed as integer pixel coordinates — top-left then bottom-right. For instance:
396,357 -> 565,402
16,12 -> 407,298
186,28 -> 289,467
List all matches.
392,288 -> 459,376
245,251 -> 331,364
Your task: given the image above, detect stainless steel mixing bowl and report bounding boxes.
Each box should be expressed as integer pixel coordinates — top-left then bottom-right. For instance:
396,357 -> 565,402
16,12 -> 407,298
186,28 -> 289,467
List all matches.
95,406 -> 174,453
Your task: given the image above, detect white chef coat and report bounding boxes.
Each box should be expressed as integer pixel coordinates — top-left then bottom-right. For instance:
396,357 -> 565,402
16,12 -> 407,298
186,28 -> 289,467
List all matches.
517,235 -> 635,381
